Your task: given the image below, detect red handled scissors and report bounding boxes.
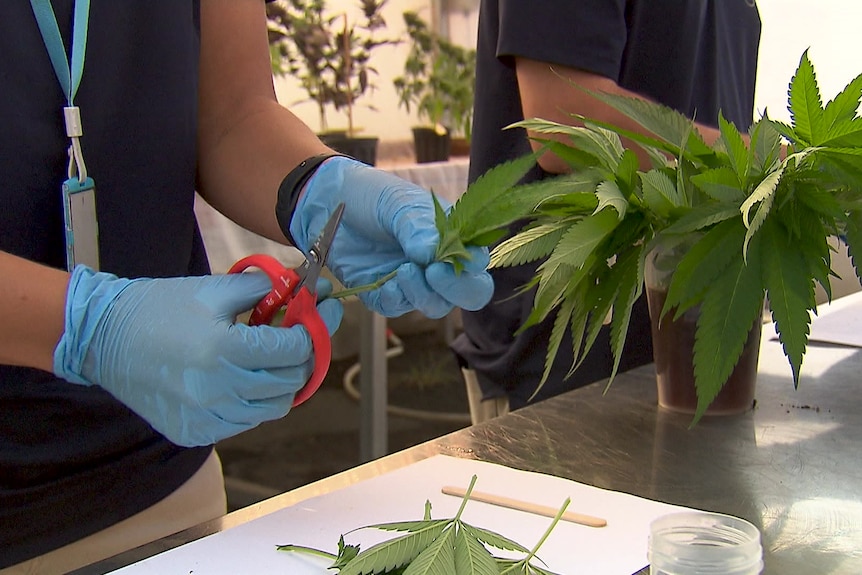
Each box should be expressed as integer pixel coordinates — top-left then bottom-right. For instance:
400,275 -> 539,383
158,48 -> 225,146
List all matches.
227,203 -> 345,407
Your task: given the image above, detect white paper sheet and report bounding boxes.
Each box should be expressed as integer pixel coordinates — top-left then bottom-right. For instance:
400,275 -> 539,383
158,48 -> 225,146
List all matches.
806,291 -> 862,348
110,455 -> 693,575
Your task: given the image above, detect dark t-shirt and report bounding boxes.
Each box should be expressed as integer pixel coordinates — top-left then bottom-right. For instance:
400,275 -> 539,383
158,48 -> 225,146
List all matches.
452,0 -> 762,409
0,2 -> 212,566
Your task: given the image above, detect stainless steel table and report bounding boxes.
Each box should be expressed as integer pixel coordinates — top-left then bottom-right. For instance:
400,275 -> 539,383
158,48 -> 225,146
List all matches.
75,313 -> 862,575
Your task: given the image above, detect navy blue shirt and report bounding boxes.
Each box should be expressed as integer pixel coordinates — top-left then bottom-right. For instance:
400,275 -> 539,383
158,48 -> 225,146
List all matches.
0,2 -> 212,565
452,0 -> 762,408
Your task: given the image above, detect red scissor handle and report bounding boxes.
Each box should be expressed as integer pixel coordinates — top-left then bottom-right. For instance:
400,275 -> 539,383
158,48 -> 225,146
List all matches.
227,254 -> 332,407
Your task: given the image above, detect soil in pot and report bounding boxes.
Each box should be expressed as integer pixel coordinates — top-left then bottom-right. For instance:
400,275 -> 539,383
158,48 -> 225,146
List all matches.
646,288 -> 761,415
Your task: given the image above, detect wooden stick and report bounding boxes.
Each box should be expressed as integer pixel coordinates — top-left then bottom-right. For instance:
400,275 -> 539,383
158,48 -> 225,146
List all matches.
441,486 -> 607,528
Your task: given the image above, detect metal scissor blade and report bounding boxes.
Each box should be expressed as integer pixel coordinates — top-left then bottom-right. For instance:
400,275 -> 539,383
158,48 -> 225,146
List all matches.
301,202 -> 345,290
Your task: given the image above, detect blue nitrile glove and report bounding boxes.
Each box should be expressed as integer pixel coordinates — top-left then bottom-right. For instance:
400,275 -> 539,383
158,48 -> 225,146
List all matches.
289,156 -> 493,318
54,265 -> 343,447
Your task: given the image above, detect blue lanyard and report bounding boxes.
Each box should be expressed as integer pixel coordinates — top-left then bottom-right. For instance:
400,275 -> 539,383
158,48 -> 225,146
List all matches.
30,0 -> 91,107
31,0 -> 100,273
30,0 -> 92,184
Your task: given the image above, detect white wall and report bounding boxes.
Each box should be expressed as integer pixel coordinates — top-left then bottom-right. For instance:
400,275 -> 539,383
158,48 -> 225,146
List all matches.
754,0 -> 862,123
755,0 -> 862,301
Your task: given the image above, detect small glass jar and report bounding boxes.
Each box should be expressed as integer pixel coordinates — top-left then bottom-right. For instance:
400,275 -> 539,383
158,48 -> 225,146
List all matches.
648,511 -> 763,575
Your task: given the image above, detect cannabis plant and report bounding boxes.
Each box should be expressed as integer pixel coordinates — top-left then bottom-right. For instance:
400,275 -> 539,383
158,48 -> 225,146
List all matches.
278,475 -> 567,574
266,0 -> 398,136
393,10 -> 477,139
436,51 -> 862,420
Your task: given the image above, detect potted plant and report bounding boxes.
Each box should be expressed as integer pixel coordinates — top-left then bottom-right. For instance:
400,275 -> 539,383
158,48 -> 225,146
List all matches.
434,51 -> 862,422
266,0 -> 399,165
393,10 -> 476,163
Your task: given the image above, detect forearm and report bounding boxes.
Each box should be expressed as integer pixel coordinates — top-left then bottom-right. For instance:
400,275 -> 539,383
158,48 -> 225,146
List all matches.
196,97 -> 330,244
515,58 -> 725,174
0,251 -> 68,372
195,0 -> 330,245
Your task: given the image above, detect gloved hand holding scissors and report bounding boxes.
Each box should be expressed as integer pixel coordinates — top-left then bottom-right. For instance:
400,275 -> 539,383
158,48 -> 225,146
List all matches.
289,156 -> 494,319
53,265 -> 343,447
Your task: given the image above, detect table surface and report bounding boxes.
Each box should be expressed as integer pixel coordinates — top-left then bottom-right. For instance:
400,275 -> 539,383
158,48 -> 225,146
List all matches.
76,295 -> 862,575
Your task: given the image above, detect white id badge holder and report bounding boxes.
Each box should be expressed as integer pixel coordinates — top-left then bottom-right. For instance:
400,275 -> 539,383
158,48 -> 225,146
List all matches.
62,175 -> 100,271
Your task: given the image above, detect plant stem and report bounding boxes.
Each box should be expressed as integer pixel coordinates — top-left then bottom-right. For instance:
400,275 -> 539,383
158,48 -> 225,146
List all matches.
331,270 -> 397,299
341,12 -> 355,138
275,544 -> 337,561
453,475 -> 479,522
500,497 -> 570,575
528,498 -> 570,557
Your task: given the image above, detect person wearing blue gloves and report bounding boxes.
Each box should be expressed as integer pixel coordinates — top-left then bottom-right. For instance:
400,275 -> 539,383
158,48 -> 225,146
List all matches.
0,2 -> 492,573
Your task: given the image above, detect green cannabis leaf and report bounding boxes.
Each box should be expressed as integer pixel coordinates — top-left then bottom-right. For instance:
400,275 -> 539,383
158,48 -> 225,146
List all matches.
437,49 -> 862,422
434,152 -> 549,273
277,475 -> 567,575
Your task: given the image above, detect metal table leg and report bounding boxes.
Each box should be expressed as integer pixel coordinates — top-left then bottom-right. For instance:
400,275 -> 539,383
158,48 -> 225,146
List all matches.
359,308 -> 388,461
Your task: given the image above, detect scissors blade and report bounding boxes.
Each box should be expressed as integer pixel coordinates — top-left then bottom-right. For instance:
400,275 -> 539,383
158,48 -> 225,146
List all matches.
300,202 -> 345,291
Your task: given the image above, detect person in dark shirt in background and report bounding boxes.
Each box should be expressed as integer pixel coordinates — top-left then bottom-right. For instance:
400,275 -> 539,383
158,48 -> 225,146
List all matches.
452,0 -> 762,422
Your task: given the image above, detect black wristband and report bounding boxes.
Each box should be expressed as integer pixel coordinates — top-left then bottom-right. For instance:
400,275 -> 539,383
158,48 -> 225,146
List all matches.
275,153 -> 345,245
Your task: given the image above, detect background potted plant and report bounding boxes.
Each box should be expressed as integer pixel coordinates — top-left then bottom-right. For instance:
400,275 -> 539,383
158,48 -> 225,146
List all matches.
267,0 -> 399,165
393,10 -> 476,163
434,51 -> 862,422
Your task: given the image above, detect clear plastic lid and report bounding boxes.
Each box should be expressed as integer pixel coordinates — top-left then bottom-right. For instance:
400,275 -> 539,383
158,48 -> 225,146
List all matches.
648,511 -> 763,575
